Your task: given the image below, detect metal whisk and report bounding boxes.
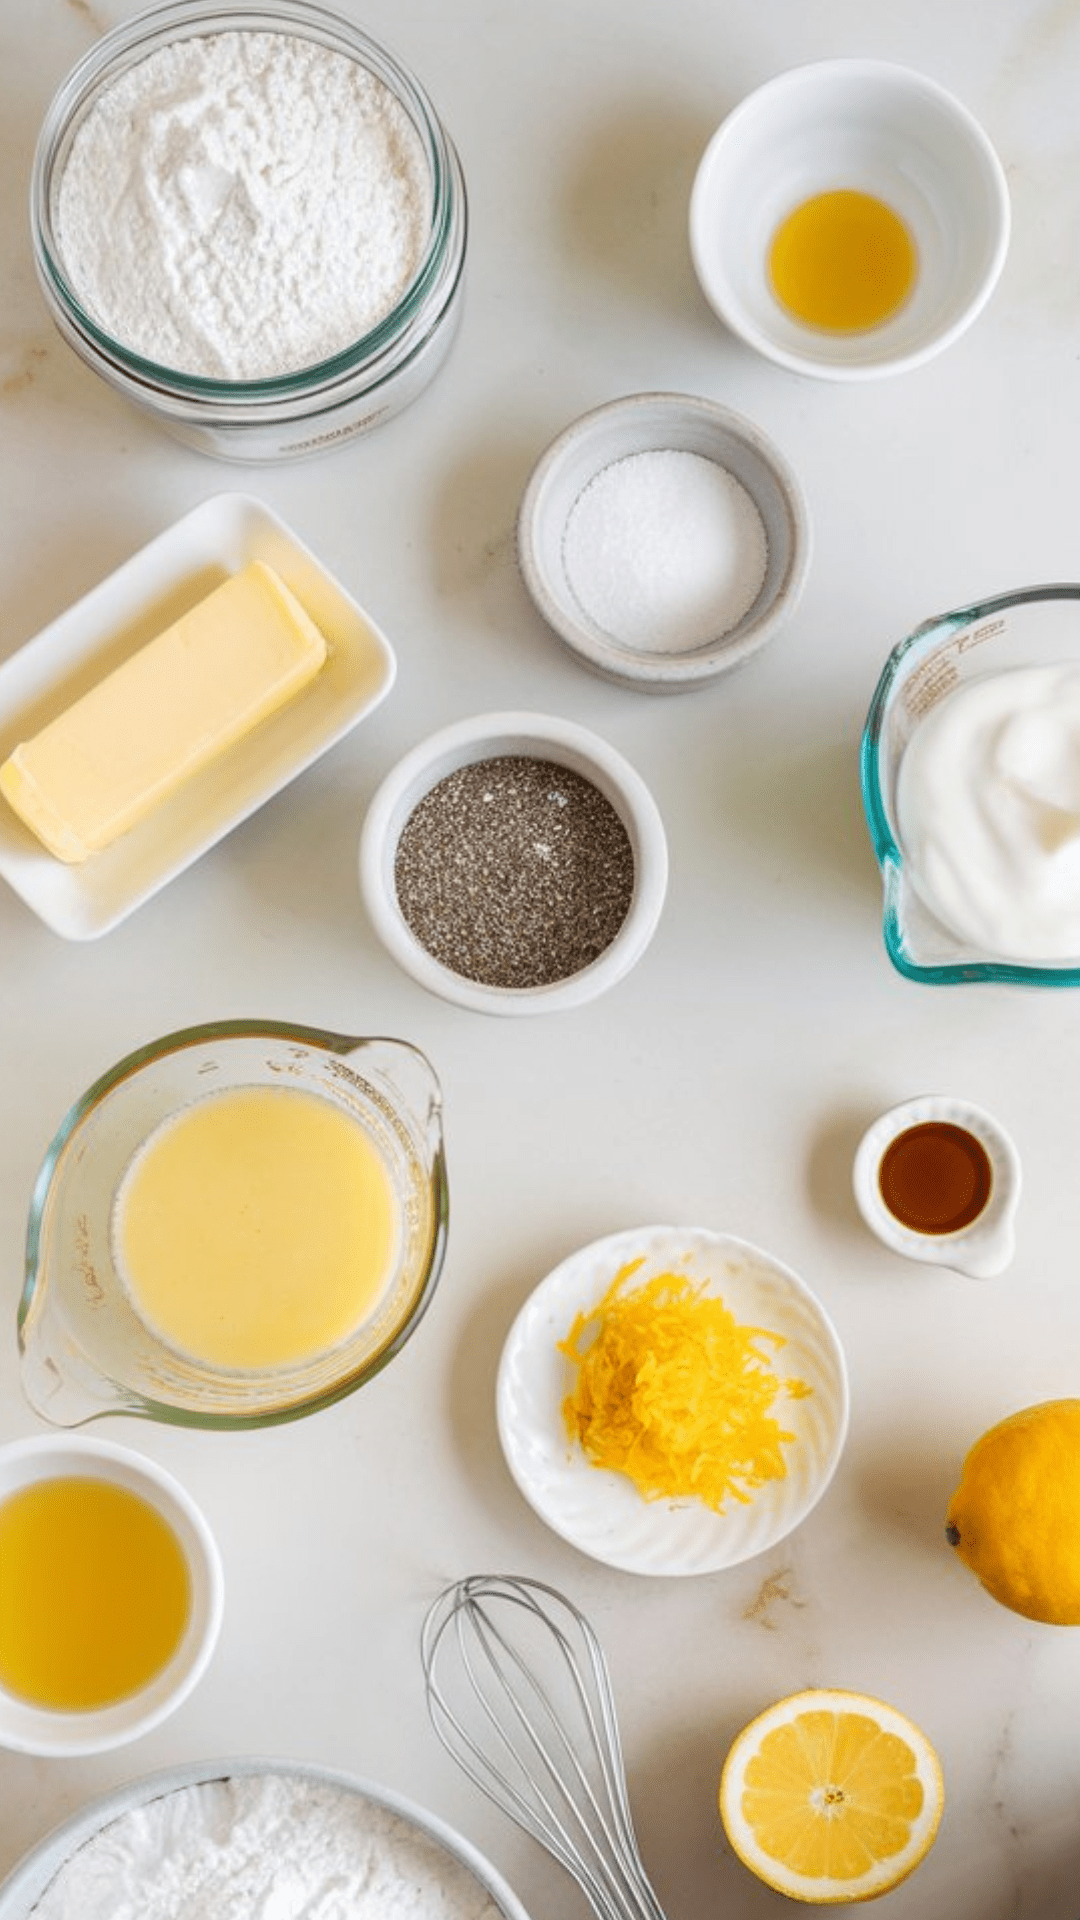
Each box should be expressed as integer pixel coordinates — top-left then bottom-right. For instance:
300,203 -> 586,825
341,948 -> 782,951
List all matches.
421,1573 -> 669,1920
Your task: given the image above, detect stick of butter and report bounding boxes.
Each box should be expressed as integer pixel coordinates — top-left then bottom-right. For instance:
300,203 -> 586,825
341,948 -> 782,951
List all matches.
0,561 -> 328,864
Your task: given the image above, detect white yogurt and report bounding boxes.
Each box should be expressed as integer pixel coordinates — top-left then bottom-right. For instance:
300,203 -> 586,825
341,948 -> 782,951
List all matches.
896,663 -> 1080,960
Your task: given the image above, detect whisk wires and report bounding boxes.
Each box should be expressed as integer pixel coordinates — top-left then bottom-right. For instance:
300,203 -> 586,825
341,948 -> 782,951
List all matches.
422,1574 -> 667,1920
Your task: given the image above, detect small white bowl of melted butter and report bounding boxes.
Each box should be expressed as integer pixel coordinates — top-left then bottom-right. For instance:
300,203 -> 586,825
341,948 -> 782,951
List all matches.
690,59 -> 1010,379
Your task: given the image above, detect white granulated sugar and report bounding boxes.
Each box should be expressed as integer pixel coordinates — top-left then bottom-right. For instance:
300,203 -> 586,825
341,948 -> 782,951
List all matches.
30,1774 -> 507,1920
562,448 -> 769,653
55,32 -> 432,381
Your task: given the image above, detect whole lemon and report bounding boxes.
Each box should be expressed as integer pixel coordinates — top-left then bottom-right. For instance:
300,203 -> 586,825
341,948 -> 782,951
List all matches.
946,1399 -> 1080,1625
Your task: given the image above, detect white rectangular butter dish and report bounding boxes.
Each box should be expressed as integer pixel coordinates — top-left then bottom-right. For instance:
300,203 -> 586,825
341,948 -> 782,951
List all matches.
0,493 -> 397,939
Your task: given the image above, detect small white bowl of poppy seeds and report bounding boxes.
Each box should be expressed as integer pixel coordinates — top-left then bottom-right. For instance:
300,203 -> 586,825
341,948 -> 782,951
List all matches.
358,711 -> 668,1014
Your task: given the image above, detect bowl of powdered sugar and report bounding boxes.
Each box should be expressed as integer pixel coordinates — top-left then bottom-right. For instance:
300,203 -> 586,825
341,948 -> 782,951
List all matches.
517,392 -> 811,690
0,1759 -> 530,1920
31,1 -> 467,461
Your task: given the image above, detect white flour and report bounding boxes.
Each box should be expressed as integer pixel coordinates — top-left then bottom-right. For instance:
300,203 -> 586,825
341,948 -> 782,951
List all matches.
30,1774 -> 506,1920
55,31 -> 431,380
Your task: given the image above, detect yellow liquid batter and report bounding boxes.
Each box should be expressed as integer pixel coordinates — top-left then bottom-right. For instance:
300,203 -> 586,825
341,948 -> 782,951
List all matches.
115,1085 -> 398,1370
768,189 -> 917,333
0,1475 -> 190,1710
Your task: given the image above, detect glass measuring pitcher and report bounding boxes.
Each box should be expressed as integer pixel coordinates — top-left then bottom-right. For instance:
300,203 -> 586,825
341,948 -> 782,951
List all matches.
18,1020 -> 448,1429
861,583 -> 1080,985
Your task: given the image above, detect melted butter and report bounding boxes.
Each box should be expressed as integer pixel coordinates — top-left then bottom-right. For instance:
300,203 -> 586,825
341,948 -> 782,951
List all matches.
768,189 -> 917,333
114,1085 -> 398,1370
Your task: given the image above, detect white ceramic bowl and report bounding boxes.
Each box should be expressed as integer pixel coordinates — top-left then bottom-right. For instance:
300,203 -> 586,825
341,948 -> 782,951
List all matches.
497,1224 -> 849,1576
359,711 -> 668,1015
0,1759 -> 530,1919
0,1435 -> 222,1756
853,1094 -> 1021,1280
689,60 -> 1010,380
517,393 -> 810,690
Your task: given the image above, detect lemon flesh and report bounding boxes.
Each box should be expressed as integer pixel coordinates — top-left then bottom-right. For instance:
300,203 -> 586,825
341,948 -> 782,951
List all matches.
946,1397 -> 1080,1625
719,1688 -> 943,1904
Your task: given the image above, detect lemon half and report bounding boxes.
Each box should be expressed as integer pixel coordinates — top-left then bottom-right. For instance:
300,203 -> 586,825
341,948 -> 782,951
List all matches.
719,1688 -> 944,1904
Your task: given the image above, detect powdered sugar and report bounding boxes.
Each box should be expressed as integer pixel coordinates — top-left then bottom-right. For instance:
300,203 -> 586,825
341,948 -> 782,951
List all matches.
30,1773 -> 507,1920
55,31 -> 432,381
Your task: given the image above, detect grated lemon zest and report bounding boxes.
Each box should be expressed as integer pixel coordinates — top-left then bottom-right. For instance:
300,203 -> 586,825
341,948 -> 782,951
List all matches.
559,1258 -> 810,1512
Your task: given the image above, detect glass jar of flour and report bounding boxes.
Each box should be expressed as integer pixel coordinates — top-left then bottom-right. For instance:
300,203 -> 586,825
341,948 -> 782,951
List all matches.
30,0 -> 467,461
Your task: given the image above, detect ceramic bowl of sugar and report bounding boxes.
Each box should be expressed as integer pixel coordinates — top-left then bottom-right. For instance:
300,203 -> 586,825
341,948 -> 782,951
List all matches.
516,393 -> 811,690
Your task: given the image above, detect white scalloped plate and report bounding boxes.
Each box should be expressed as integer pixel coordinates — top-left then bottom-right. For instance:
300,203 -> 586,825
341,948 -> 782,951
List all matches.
497,1225 -> 849,1577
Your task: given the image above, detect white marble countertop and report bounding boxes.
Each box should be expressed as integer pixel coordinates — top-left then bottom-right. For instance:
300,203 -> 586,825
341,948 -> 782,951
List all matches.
1,1 -> 1079,1916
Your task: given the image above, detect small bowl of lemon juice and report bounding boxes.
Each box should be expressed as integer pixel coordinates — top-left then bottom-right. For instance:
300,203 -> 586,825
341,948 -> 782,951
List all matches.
689,59 -> 1010,379
0,1433 -> 222,1755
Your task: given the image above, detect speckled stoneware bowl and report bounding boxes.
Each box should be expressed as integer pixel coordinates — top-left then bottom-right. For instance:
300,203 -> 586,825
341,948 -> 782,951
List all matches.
517,393 -> 811,690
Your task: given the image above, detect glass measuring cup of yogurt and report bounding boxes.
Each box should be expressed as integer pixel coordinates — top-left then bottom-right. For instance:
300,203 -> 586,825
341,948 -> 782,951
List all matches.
861,583 -> 1080,984
18,1020 -> 448,1428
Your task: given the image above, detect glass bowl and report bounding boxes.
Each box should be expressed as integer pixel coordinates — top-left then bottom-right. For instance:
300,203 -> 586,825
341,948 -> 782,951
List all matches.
861,584 -> 1080,985
18,1020 -> 448,1428
30,1 -> 467,461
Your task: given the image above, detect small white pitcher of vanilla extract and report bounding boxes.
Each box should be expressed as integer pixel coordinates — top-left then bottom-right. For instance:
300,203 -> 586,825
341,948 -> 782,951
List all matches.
853,1095 -> 1020,1279
18,1020 -> 447,1429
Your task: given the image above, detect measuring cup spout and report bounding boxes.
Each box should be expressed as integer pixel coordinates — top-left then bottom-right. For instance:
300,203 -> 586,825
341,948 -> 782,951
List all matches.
18,1318 -> 136,1428
336,1035 -> 444,1144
